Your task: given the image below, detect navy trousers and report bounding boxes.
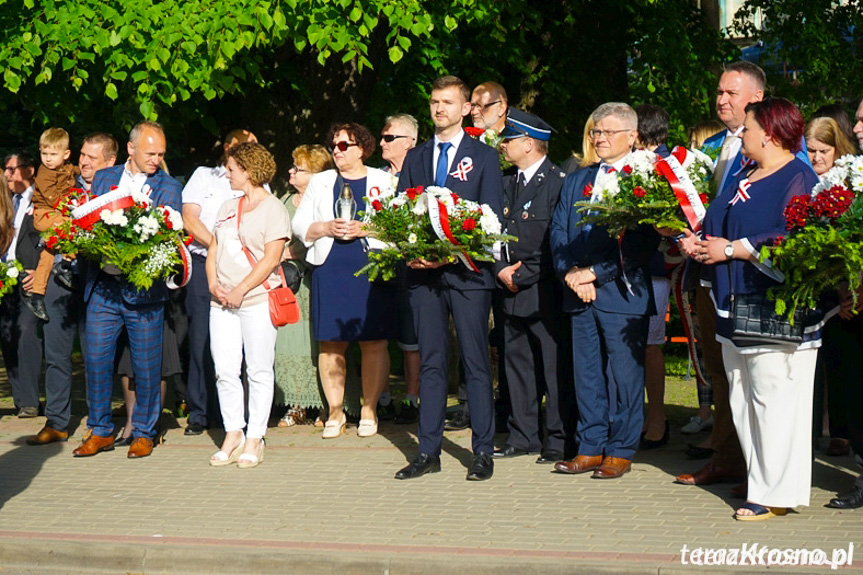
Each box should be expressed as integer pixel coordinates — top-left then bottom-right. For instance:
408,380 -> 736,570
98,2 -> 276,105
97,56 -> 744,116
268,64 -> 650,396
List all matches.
503,315 -> 568,454
184,254 -> 217,426
43,271 -> 86,430
410,282 -> 494,456
0,290 -> 43,410
570,307 -> 647,460
84,279 -> 163,439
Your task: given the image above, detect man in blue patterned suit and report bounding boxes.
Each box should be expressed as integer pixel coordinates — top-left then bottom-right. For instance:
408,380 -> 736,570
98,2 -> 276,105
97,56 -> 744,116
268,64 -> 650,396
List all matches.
73,121 -> 182,459
394,75 -> 504,481
550,102 -> 660,479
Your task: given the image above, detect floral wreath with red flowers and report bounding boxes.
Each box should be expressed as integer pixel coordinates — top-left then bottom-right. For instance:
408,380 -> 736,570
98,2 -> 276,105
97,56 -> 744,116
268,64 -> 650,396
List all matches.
356,184 -> 514,282
43,186 -> 192,291
761,154 -> 863,319
574,147 -> 714,238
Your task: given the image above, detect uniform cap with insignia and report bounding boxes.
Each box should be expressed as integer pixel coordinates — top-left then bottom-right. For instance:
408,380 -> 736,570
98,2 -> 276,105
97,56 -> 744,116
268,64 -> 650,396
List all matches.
501,108 -> 554,141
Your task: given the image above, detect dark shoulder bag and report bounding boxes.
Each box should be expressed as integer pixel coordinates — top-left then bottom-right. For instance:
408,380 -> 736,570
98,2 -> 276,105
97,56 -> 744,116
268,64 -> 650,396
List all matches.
728,262 -> 805,345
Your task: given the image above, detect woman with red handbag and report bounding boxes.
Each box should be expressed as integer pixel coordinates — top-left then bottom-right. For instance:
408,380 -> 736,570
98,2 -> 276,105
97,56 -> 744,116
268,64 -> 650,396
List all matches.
206,142 -> 291,468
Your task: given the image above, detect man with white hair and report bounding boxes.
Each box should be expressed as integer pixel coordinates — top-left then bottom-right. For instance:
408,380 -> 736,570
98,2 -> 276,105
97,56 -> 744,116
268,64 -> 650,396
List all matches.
376,114 -> 421,424
550,102 -> 660,479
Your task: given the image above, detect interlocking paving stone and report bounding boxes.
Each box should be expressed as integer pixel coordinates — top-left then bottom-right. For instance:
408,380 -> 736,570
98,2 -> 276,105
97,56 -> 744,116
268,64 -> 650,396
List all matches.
0,411 -> 860,574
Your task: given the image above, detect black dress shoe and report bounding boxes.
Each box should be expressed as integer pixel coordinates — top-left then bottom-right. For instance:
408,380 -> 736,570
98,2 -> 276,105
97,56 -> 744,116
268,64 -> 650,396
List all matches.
685,443 -> 713,459
395,453 -> 441,480
492,445 -> 537,459
536,450 -> 564,464
23,293 -> 49,322
444,409 -> 470,431
184,422 -> 207,436
639,420 -> 669,450
53,260 -> 78,290
377,402 -> 397,422
826,485 -> 863,509
466,453 -> 494,481
394,402 -> 418,425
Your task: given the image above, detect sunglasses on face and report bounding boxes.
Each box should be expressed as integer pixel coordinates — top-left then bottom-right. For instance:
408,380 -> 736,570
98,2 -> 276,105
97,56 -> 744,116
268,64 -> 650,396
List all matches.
329,141 -> 359,152
380,134 -> 410,143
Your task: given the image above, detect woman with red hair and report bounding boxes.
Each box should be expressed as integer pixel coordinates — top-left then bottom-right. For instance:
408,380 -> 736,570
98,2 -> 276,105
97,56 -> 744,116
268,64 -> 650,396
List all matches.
680,97 -> 821,521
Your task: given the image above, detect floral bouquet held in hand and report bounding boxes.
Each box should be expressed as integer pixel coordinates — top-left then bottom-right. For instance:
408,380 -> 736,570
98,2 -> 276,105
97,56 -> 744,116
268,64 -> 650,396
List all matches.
575,147 -> 714,238
44,186 -> 193,291
464,126 -> 511,171
356,185 -> 514,282
0,260 -> 24,304
761,154 -> 863,319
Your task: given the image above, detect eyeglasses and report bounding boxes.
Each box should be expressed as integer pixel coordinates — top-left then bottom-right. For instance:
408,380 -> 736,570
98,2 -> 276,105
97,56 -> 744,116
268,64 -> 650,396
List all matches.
289,164 -> 307,173
470,100 -> 500,111
380,134 -> 411,143
329,141 -> 359,152
4,166 -> 20,173
588,129 -> 631,140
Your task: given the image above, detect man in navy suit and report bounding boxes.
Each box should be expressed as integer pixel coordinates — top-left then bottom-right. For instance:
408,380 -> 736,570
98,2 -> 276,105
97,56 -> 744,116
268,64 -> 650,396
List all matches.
550,102 -> 660,479
394,75 -> 504,481
73,121 -> 182,459
675,61 -> 764,488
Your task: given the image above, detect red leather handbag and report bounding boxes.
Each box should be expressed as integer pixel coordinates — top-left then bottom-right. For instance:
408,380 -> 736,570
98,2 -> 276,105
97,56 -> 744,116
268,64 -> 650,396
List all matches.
237,197 -> 299,327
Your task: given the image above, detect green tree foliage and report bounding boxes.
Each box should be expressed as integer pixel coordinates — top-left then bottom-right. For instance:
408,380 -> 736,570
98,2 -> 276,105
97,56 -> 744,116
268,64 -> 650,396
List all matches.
733,0 -> 863,114
0,0 -> 733,180
627,0 -> 737,144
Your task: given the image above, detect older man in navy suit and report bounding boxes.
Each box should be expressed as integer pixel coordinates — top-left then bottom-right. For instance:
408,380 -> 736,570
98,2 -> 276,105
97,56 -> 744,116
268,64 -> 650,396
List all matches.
550,102 -> 660,479
394,75 -> 504,481
73,121 -> 182,459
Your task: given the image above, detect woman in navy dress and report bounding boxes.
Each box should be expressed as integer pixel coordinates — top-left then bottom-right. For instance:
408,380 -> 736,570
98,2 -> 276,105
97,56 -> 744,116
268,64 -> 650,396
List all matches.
681,98 -> 821,521
292,123 -> 396,439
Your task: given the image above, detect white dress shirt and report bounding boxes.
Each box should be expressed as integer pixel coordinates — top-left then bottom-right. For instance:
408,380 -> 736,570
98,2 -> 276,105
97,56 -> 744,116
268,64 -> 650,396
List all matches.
432,129 -> 466,183
181,164 -> 244,256
6,185 -> 34,262
116,161 -> 149,194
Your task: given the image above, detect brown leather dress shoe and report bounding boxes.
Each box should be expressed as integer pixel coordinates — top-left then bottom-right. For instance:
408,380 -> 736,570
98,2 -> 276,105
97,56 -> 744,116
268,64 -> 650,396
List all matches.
553,454 -> 603,474
72,435 -> 115,457
674,461 -> 745,485
127,437 -> 154,459
27,426 -> 69,445
592,456 -> 632,479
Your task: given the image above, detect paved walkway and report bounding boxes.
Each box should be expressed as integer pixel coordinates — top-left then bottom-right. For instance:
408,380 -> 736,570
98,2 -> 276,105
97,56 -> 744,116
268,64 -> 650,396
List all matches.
0,409 -> 860,574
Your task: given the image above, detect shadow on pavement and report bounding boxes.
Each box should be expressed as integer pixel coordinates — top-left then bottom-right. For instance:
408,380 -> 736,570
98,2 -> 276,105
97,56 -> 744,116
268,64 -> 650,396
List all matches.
0,438 -> 63,511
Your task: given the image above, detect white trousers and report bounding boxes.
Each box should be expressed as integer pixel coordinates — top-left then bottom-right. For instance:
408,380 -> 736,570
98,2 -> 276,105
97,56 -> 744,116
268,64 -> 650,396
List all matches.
722,343 -> 817,508
210,301 -> 277,439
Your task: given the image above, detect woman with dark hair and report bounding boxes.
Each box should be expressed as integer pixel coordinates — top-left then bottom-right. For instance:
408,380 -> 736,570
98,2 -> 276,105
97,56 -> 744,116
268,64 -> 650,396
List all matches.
680,97 -> 821,521
292,123 -> 396,439
207,142 -> 290,468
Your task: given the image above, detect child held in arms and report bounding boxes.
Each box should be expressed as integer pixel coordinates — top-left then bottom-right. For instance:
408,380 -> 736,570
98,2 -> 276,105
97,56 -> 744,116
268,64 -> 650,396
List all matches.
25,127 -> 81,321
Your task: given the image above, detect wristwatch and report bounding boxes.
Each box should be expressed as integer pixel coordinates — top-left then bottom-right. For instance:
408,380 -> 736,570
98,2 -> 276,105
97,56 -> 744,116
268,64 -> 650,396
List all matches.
588,265 -> 596,277
724,242 -> 734,260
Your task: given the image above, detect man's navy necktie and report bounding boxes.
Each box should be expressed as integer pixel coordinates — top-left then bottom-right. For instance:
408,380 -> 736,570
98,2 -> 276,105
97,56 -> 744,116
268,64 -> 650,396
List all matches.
435,142 -> 452,187
13,193 -> 21,216
515,172 -> 525,197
